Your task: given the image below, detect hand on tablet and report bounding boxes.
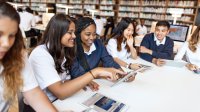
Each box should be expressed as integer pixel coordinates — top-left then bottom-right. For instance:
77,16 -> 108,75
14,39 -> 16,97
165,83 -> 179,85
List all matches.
123,74 -> 136,82
186,63 -> 199,71
116,73 -> 135,82
185,63 -> 200,74
92,67 -> 126,81
129,63 -> 142,70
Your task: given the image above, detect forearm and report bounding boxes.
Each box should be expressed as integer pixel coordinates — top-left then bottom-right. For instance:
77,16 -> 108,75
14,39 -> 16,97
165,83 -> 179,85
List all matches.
130,46 -> 137,59
48,71 -> 94,100
152,51 -> 172,59
114,57 -> 129,67
152,58 -> 157,64
23,87 -> 57,112
140,53 -> 153,62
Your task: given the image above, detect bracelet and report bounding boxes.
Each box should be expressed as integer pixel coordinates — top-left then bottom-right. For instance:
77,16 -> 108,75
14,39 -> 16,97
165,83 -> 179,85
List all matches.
89,70 -> 95,79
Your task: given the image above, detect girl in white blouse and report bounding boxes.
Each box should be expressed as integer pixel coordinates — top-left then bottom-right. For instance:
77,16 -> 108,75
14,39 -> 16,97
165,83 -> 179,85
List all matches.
106,18 -> 141,70
174,26 -> 200,71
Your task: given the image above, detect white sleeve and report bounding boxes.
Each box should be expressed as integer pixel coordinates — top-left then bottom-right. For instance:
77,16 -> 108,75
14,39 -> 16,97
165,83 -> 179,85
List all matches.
31,15 -> 36,27
29,46 -> 61,90
144,26 -> 148,34
106,38 -> 118,58
22,54 -> 38,92
136,25 -> 139,30
174,42 -> 188,60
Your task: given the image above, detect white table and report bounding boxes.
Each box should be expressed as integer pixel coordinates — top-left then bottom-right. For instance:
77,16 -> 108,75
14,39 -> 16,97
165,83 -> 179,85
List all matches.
32,24 -> 46,31
53,58 -> 200,112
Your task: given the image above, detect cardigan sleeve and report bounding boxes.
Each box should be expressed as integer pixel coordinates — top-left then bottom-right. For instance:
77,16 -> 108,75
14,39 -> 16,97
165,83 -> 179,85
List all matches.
140,34 -> 154,62
97,40 -> 121,69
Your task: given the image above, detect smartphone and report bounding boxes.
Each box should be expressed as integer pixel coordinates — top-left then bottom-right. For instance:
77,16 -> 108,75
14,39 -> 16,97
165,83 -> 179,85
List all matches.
193,69 -> 200,74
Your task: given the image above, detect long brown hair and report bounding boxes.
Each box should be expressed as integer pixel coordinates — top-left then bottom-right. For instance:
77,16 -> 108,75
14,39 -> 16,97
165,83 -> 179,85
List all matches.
189,26 -> 200,52
41,13 -> 75,73
111,17 -> 136,52
0,2 -> 24,102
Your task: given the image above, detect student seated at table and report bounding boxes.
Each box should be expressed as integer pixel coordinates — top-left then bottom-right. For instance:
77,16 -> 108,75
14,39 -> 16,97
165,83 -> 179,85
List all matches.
70,17 -> 133,91
106,17 -> 142,70
139,21 -> 174,66
174,26 -> 200,71
29,14 -> 125,102
0,2 -> 57,112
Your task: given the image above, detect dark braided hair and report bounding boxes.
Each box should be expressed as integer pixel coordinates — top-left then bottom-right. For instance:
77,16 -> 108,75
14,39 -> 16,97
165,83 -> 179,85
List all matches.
75,17 -> 96,72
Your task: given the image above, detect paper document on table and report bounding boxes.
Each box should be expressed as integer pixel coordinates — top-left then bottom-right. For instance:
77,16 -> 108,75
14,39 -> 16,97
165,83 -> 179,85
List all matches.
82,93 -> 129,112
164,60 -> 186,68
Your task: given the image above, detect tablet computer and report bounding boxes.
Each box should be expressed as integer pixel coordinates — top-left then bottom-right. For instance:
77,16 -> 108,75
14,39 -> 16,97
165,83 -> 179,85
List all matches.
82,93 -> 129,112
164,60 -> 186,68
111,66 -> 145,87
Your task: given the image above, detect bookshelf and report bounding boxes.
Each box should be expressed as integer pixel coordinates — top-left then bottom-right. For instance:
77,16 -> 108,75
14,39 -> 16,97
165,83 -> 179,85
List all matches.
118,0 -> 198,32
13,0 -> 199,32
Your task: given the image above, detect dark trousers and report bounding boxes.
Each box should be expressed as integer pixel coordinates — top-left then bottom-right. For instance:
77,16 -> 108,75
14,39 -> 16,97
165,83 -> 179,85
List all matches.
25,28 -> 41,47
23,103 -> 35,112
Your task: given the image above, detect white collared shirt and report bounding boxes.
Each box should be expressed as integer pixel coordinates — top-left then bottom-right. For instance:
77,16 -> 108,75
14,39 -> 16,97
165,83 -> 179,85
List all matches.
84,43 -> 96,55
29,45 -> 70,102
154,34 -> 166,46
94,19 -> 104,36
1,55 -> 38,111
19,11 -> 36,31
106,38 -> 131,60
174,42 -> 200,67
136,25 -> 147,35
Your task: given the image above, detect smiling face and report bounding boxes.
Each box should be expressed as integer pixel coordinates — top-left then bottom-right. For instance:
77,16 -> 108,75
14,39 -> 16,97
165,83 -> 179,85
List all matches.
61,22 -> 76,47
123,23 -> 134,39
155,26 -> 169,42
80,24 -> 96,49
0,16 -> 17,60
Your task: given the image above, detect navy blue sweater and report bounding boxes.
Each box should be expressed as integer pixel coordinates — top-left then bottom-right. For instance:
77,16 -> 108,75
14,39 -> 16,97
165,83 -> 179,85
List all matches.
70,39 -> 120,79
140,33 -> 174,62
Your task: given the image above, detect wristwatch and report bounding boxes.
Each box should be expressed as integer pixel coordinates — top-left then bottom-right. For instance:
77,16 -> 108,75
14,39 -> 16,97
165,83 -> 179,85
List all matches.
126,63 -> 132,69
128,63 -> 132,69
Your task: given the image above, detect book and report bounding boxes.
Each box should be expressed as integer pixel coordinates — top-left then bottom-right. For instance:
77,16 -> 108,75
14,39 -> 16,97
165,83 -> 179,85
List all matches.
82,93 -> 129,112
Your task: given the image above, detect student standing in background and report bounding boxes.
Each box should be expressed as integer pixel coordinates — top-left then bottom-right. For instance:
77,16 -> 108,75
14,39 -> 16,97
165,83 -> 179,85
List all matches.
94,15 -> 104,37
104,17 -> 114,38
136,19 -> 147,36
19,7 -> 36,37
